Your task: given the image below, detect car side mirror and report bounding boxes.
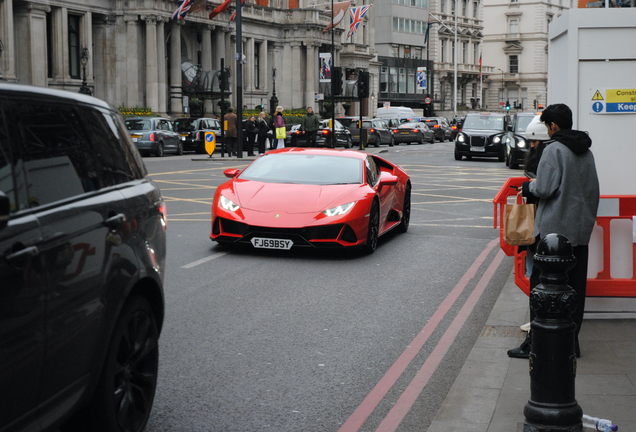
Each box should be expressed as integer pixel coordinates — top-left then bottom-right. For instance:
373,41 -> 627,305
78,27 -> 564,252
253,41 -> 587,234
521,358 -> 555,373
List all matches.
0,190 -> 10,230
379,173 -> 398,187
224,168 -> 240,178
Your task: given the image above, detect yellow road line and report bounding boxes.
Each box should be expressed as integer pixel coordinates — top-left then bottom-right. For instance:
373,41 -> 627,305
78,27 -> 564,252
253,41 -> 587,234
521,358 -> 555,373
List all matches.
162,196 -> 213,205
149,165 -> 247,176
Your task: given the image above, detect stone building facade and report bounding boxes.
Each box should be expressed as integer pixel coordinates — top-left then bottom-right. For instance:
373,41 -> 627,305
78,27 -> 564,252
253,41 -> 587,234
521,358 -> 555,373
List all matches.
0,0 -> 376,117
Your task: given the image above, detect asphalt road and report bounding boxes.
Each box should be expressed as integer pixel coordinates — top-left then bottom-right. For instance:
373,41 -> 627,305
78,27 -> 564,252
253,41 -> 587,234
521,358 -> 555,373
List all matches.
142,141 -> 518,432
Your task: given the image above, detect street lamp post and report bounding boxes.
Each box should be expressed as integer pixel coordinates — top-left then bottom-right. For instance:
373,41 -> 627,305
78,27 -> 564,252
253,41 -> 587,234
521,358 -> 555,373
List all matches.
270,67 -> 278,116
79,47 -> 92,95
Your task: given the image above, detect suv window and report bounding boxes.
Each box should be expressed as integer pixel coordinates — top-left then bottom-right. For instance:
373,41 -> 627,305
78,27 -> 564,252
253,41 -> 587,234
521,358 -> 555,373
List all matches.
4,100 -> 102,207
0,109 -> 16,213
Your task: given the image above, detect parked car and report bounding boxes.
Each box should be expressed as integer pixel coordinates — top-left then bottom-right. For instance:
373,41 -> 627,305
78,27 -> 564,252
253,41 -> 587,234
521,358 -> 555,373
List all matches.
362,118 -> 395,147
315,119 -> 353,148
126,116 -> 182,156
0,83 -> 166,432
454,112 -> 511,161
504,112 -> 537,169
173,117 -> 222,154
421,117 -> 453,142
392,121 -> 435,144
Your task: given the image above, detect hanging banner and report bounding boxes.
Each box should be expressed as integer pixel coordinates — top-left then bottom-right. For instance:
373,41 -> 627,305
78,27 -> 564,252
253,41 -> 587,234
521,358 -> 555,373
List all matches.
319,53 -> 332,82
417,67 -> 427,90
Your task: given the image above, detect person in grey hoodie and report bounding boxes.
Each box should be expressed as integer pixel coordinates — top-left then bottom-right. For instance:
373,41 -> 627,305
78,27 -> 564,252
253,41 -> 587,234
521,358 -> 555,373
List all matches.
507,103 -> 600,359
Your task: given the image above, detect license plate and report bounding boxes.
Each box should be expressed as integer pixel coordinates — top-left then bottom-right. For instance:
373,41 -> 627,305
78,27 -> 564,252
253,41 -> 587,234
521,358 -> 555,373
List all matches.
400,132 -> 409,134
181,133 -> 188,137
132,138 -> 138,142
471,146 -> 485,152
251,237 -> 293,250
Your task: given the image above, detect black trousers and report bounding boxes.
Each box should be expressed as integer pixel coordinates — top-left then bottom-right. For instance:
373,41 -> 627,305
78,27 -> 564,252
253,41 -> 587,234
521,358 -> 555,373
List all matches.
305,130 -> 317,147
225,137 -> 236,155
525,243 -> 589,354
257,135 -> 267,154
247,134 -> 256,155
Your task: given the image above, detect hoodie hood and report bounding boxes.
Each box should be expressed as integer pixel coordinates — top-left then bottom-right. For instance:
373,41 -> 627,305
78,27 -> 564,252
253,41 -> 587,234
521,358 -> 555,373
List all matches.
552,130 -> 592,155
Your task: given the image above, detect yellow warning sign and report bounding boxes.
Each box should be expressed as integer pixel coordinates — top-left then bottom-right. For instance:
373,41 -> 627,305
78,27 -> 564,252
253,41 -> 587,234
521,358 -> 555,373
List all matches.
592,90 -> 604,101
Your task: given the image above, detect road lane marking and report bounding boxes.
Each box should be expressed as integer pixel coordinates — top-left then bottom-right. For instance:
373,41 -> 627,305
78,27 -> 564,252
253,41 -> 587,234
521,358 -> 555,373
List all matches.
338,238 -> 499,432
181,251 -> 228,268
376,249 -> 506,432
162,196 -> 214,205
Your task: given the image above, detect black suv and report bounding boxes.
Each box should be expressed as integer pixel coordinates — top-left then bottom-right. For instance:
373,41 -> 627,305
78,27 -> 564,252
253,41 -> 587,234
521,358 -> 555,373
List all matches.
0,84 -> 166,432
454,112 -> 510,161
174,117 -> 222,154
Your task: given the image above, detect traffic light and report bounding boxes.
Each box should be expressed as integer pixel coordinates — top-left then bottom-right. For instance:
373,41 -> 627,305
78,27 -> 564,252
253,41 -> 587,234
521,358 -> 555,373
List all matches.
533,99 -> 538,109
332,67 -> 343,96
505,101 -> 511,111
357,71 -> 370,98
537,103 -> 543,110
219,68 -> 230,91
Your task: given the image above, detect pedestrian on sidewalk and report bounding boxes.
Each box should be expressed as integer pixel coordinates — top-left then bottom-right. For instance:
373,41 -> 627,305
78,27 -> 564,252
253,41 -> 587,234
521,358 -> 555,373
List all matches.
300,106 -> 320,147
257,112 -> 269,154
245,115 -> 258,156
507,103 -> 600,359
273,106 -> 286,149
224,107 -> 238,156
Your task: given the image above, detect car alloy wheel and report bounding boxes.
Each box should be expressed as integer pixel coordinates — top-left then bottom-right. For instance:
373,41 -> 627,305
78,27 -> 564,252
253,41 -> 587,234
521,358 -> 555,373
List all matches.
62,296 -> 159,432
454,148 -> 462,160
397,184 -> 411,233
155,143 -> 164,157
419,133 -> 425,144
364,200 -> 380,254
177,142 -> 183,155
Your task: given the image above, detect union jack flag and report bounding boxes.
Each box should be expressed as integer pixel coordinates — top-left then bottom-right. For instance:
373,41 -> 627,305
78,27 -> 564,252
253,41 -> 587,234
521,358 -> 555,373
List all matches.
172,0 -> 193,19
347,5 -> 370,39
172,0 -> 207,19
230,0 -> 247,22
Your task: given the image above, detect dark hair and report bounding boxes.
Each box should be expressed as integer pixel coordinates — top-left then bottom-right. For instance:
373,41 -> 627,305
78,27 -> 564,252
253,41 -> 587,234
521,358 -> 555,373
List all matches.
540,103 -> 572,130
524,140 -> 547,176
227,107 -> 234,112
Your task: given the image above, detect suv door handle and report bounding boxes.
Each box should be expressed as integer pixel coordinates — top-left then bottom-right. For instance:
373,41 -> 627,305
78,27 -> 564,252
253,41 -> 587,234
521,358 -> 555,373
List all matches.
5,245 -> 40,264
104,213 -> 126,229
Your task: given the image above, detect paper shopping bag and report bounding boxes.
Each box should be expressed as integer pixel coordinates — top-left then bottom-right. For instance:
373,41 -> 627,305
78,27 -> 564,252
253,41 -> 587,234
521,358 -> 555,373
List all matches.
503,203 -> 536,246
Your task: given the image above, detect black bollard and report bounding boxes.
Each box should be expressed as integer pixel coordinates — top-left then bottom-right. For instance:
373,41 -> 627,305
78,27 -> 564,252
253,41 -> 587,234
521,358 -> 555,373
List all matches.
523,234 -> 583,432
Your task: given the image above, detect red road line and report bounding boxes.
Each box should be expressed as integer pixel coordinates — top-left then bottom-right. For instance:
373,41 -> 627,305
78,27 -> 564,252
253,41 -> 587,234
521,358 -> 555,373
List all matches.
337,238 -> 500,432
376,249 -> 506,432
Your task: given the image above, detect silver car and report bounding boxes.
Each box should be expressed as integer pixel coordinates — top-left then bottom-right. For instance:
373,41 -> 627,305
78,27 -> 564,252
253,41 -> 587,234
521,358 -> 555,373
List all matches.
126,117 -> 182,157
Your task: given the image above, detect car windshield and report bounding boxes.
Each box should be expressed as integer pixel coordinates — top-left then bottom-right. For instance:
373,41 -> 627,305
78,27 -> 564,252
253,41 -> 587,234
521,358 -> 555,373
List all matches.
362,121 -> 373,128
174,119 -> 197,131
462,115 -> 505,131
515,116 -> 535,133
125,119 -> 151,131
399,122 -> 420,128
239,154 -> 363,185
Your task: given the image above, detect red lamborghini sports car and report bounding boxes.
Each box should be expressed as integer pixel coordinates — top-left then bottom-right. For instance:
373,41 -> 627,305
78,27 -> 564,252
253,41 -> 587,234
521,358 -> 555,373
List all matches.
210,148 -> 411,253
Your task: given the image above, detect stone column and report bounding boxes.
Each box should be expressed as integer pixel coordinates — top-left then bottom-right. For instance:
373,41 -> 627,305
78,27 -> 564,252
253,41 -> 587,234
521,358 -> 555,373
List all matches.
13,2 -> 49,86
201,25 -> 213,114
304,42 -> 317,109
260,39 -> 268,92
246,37 -> 254,92
0,0 -> 16,80
157,17 -> 167,114
143,15 -> 159,112
169,19 -> 183,114
227,31 -> 235,107
125,15 -> 139,107
291,41 -> 302,108
93,14 -> 117,102
281,41 -> 292,108
214,27 -> 225,70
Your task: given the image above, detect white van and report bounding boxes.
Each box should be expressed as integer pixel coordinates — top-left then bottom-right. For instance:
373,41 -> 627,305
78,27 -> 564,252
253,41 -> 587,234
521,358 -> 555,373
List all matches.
375,106 -> 416,121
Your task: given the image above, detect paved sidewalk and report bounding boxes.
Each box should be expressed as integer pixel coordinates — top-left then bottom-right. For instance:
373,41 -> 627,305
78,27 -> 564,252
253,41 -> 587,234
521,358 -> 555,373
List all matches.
428,268 -> 636,432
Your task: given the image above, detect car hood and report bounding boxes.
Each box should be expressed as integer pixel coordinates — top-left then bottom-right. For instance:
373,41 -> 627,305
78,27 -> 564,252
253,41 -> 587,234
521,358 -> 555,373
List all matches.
461,128 -> 504,136
231,181 -> 360,213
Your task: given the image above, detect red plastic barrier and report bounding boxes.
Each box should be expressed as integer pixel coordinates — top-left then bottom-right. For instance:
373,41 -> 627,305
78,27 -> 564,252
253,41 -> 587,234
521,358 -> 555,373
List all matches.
493,177 -> 636,297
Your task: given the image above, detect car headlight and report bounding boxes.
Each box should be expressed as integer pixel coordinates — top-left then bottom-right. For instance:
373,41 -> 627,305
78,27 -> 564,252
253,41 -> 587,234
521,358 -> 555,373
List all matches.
457,134 -> 466,143
517,139 -> 526,148
493,136 -> 501,144
181,136 -> 186,141
323,201 -> 356,217
219,195 -> 240,212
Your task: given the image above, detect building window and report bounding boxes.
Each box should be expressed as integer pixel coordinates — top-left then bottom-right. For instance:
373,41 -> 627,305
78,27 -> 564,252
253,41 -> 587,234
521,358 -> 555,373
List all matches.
390,67 -> 398,92
399,18 -> 404,32
472,82 -> 477,97
254,43 -> 260,89
441,39 -> 446,62
473,1 -> 478,18
474,43 -> 479,64
392,44 -> 399,57
509,55 -> 519,73
441,0 -> 446,12
380,66 -> 388,92
509,19 -> 519,34
68,15 -> 81,79
462,42 -> 467,63
452,40 -> 455,62
404,45 -> 411,58
451,0 -> 455,14
407,68 -> 415,93
414,47 -> 422,59
46,12 -> 53,78
393,17 -> 398,31
399,68 -> 406,93
416,21 -> 422,34
462,0 -> 467,16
